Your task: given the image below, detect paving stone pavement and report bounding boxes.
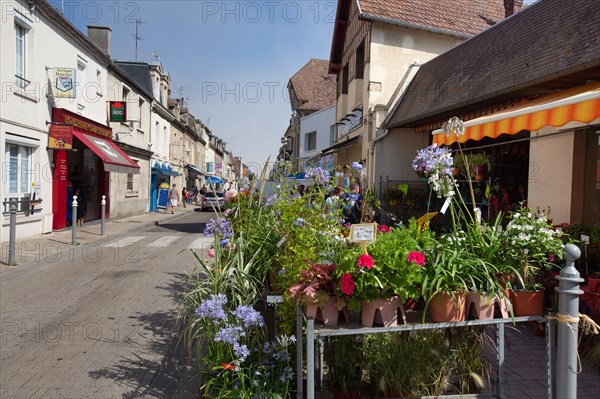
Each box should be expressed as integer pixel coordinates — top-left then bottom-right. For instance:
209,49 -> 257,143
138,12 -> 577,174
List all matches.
0,206 -> 211,398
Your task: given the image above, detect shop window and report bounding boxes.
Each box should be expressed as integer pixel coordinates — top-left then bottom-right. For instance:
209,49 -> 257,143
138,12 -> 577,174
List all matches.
4,143 -> 32,213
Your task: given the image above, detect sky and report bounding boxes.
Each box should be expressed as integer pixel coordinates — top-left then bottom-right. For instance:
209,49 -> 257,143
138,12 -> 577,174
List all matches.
48,0 -> 337,169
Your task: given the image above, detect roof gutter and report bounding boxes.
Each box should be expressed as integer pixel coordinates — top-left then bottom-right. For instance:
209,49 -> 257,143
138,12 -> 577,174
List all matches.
359,13 -> 473,40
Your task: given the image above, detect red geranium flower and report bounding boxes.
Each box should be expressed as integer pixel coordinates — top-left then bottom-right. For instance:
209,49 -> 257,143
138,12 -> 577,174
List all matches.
406,251 -> 426,266
378,224 -> 391,233
341,273 -> 355,296
357,254 -> 374,269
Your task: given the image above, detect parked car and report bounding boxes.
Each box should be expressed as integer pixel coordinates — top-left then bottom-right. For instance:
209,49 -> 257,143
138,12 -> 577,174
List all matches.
201,191 -> 225,212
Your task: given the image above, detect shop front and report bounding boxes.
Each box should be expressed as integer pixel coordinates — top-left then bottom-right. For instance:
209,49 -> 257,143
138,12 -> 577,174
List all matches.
150,160 -> 180,212
51,108 -> 141,230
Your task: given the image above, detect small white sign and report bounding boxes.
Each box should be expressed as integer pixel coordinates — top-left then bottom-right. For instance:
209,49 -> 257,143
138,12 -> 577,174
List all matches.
349,223 -> 377,243
266,295 -> 284,304
440,198 -> 451,214
581,235 -> 590,245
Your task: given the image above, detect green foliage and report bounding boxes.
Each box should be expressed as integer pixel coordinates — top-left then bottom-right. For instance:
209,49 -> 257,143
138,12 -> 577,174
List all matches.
335,220 -> 433,310
323,335 -> 363,392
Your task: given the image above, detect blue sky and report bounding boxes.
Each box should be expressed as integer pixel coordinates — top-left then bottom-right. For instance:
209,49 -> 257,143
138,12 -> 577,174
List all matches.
49,0 -> 336,169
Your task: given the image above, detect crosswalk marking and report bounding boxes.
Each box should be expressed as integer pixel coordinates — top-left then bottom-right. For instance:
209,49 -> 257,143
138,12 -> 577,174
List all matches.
147,236 -> 179,247
103,236 -> 144,248
187,237 -> 213,250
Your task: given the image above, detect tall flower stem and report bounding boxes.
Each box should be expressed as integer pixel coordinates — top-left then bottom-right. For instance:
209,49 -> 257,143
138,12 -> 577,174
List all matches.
456,143 -> 479,227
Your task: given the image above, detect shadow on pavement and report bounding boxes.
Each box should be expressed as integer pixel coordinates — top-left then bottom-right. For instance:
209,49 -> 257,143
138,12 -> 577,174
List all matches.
88,273 -> 200,399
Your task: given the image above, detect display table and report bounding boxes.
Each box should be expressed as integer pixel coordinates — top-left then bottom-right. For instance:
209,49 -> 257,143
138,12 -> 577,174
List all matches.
296,306 -> 553,399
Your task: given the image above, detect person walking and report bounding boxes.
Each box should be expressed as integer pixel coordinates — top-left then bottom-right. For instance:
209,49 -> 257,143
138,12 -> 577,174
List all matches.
168,184 -> 180,214
182,187 -> 188,208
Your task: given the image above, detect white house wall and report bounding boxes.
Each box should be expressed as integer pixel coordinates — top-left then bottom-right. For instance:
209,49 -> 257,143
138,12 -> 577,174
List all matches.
299,104 -> 335,168
1,0 -> 109,241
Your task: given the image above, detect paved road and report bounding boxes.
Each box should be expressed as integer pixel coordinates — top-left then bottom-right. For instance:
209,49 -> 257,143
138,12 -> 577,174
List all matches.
1,208 -> 214,398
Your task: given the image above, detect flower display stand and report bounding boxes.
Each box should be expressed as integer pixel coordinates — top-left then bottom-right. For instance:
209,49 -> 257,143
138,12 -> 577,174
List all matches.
361,296 -> 406,327
306,296 -> 350,326
465,291 -> 509,319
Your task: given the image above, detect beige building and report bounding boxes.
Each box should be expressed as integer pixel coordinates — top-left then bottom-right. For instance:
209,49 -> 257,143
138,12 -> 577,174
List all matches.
327,0 -> 521,188
383,0 -> 599,225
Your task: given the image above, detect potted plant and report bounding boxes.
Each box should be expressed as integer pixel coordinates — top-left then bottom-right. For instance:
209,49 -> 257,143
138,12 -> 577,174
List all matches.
289,262 -> 348,326
502,206 -> 568,316
324,335 -> 363,399
334,221 -> 432,326
464,152 -> 492,181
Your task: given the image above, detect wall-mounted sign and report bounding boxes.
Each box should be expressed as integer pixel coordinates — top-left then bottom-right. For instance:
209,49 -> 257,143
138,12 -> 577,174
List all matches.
109,101 -> 127,122
54,68 -> 75,98
48,124 -> 73,150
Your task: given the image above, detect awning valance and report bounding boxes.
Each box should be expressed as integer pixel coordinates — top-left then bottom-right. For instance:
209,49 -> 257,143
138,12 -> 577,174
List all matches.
432,83 -> 600,146
186,164 -> 204,176
73,132 -> 140,174
320,135 -> 361,156
206,175 -> 224,185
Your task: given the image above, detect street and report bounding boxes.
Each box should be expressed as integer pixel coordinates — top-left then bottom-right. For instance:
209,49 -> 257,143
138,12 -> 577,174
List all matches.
0,208 -> 215,399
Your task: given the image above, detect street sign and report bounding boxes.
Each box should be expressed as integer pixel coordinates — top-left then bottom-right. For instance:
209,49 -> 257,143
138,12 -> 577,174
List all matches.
109,101 -> 127,122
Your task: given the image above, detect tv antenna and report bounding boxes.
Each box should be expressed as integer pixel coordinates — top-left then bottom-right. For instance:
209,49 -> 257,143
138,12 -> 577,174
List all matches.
132,19 -> 146,61
151,52 -> 161,62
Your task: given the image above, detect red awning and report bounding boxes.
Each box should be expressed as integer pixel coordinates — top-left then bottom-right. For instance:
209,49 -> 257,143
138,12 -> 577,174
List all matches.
433,83 -> 600,146
74,132 -> 140,174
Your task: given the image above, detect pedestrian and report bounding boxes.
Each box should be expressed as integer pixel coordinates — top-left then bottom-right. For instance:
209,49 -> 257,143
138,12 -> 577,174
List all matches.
168,184 -> 180,214
343,182 -> 363,224
325,186 -> 344,213
182,187 -> 188,208
200,184 -> 208,195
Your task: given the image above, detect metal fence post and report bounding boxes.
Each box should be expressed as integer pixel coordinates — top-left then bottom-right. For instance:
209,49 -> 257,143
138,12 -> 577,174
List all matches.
8,199 -> 17,266
101,195 -> 106,236
71,195 -> 78,246
555,243 -> 582,399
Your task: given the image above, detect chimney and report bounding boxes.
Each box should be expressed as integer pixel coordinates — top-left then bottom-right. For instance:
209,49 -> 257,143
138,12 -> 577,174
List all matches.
87,26 -> 111,57
504,0 -> 524,17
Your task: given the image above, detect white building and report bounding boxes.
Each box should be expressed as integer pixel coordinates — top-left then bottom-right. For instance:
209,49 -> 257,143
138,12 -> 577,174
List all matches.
1,0 -> 132,241
299,104 -> 335,171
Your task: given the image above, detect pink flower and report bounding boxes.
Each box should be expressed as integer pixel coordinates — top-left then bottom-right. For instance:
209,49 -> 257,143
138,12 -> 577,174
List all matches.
548,254 -> 555,263
378,224 -> 391,233
407,251 -> 425,266
226,242 -> 237,251
341,273 -> 355,296
357,254 -> 374,270
207,248 -> 216,258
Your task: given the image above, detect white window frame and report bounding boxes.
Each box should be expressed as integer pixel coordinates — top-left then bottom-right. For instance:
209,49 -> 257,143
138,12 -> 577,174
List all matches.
14,15 -> 31,90
126,159 -> 140,194
155,122 -> 160,155
4,142 -> 34,214
76,57 -> 88,111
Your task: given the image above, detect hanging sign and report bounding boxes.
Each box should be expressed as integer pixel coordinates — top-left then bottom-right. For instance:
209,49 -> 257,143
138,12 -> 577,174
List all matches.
54,68 -> 75,98
109,101 -> 127,122
48,124 -> 73,150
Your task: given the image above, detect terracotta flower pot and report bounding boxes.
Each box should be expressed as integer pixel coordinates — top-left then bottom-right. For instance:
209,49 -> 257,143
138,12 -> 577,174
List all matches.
466,291 -> 509,320
306,296 -> 349,326
510,290 -> 544,316
361,296 -> 406,327
430,292 -> 466,323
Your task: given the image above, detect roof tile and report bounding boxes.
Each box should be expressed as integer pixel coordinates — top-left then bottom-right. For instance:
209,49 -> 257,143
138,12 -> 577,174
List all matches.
289,59 -> 337,112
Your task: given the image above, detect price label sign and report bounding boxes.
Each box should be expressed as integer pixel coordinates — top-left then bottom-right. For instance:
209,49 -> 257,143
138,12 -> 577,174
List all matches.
349,223 -> 377,243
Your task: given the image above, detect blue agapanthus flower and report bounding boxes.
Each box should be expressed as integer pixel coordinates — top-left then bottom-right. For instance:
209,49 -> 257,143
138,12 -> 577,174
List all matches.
215,325 -> 245,345
305,166 -> 330,185
195,294 -> 228,321
204,218 -> 234,238
234,342 -> 250,362
351,161 -> 363,171
293,217 -> 307,227
234,305 -> 264,328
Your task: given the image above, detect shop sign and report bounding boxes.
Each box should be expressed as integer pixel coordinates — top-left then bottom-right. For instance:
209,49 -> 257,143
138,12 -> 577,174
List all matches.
48,124 -> 74,150
54,68 -> 75,98
109,101 -> 127,122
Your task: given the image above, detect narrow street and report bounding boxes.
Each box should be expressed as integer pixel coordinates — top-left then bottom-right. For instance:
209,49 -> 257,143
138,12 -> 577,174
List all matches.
0,210 -> 214,399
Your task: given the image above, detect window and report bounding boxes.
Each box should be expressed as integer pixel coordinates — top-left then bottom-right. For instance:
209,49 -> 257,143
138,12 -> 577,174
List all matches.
155,122 -> 160,154
163,126 -> 168,156
342,64 -> 349,94
126,160 -> 139,193
4,143 -> 32,213
356,40 -> 365,79
138,98 -> 144,130
76,59 -> 87,110
15,23 -> 27,88
305,131 -> 317,151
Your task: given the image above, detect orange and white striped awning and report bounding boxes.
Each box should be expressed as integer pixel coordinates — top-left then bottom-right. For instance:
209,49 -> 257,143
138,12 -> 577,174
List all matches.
433,82 -> 600,146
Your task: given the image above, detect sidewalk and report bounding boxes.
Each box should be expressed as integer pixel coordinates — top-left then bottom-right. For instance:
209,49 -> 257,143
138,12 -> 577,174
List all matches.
0,205 -> 199,267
